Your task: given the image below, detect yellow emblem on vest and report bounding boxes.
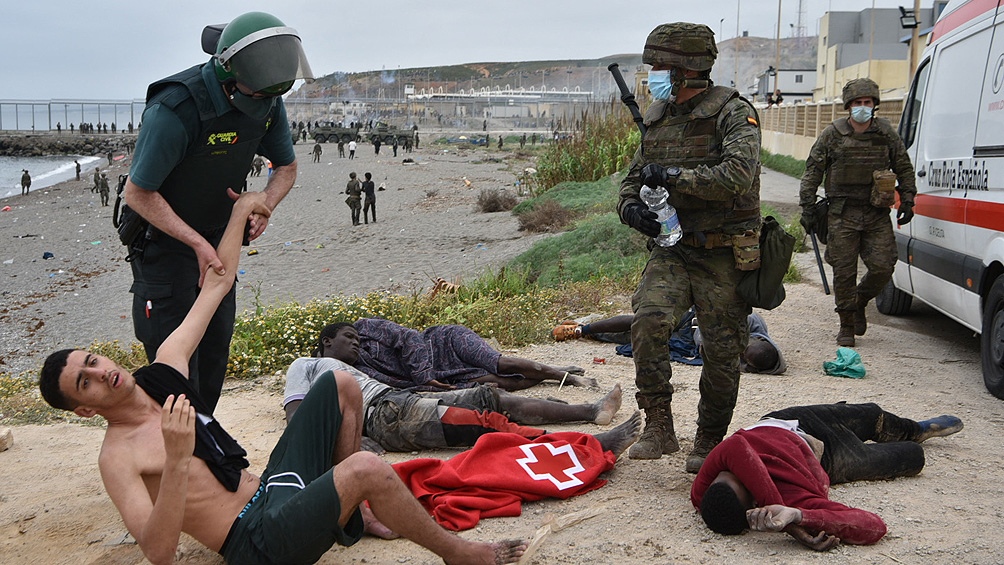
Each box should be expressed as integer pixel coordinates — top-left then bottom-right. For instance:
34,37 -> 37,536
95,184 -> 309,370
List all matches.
207,131 -> 239,145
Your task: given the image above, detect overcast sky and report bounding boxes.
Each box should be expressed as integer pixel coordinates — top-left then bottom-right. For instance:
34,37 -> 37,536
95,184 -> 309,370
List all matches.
7,0 -> 918,100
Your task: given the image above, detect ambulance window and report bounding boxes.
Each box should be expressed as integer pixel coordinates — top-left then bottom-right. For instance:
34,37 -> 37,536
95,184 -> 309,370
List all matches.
901,59 -> 930,149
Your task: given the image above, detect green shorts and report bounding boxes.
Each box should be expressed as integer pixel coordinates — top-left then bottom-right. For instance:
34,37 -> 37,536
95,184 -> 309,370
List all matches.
221,371 -> 364,564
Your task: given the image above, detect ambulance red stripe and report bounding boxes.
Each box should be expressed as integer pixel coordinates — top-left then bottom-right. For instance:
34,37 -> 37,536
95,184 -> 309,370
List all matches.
930,0 -> 1000,43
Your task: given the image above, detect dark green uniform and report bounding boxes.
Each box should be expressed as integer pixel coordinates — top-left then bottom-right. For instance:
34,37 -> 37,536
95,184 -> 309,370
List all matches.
618,86 -> 761,443
128,62 -> 294,412
799,117 -> 916,315
345,176 -> 362,225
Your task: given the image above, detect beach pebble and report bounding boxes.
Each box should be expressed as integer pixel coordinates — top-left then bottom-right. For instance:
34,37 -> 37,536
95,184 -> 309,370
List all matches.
0,427 -> 13,452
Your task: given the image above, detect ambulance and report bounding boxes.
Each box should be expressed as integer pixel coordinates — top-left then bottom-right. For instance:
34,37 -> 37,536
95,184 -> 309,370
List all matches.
878,0 -> 1004,399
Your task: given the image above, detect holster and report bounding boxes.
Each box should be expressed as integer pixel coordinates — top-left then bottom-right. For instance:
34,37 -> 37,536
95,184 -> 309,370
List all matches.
815,197 -> 830,245
116,205 -> 151,261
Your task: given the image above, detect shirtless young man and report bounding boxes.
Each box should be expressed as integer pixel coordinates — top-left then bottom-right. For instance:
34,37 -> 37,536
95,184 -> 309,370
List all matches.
38,190 -> 526,565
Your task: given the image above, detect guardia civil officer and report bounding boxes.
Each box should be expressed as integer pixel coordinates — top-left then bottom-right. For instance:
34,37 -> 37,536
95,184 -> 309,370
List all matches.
123,11 -> 312,412
618,23 -> 762,473
799,78 -> 916,347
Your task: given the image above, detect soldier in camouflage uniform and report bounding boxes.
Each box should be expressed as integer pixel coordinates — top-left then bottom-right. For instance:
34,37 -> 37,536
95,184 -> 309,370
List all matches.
799,78 -> 916,347
617,23 -> 762,473
345,171 -> 363,226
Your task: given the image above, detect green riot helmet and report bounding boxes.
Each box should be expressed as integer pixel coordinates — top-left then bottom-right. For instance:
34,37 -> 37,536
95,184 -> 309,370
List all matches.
213,12 -> 313,98
842,78 -> 880,109
643,23 -> 718,72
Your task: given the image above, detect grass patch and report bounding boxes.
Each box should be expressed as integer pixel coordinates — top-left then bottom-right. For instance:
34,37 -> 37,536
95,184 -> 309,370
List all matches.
510,212 -> 649,286
761,148 -> 806,179
512,175 -> 620,216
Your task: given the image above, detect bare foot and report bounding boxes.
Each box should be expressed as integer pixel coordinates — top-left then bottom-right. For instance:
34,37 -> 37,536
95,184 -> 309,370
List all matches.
593,383 -> 622,425
361,502 -> 400,539
594,410 -> 642,458
445,539 -> 527,565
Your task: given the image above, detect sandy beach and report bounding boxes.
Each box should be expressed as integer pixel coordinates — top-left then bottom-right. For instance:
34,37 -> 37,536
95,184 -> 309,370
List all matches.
0,138 -> 545,376
1,139 -> 1002,564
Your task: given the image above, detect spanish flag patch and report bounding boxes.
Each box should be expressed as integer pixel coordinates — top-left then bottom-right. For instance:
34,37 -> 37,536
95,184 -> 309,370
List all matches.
747,116 -> 759,126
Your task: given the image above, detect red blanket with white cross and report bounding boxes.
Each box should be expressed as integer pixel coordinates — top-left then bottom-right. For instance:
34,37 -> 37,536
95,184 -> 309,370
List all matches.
392,431 -> 616,531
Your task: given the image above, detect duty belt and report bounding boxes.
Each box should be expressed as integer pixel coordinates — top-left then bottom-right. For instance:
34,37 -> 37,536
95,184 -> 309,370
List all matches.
680,232 -> 735,249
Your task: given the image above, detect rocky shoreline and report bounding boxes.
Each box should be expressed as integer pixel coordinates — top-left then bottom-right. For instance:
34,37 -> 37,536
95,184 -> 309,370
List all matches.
0,132 -> 134,157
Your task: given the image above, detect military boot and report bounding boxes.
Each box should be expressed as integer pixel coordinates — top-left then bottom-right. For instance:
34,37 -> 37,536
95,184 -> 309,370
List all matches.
854,297 -> 868,336
837,311 -> 856,347
628,405 -> 679,459
685,430 -> 722,474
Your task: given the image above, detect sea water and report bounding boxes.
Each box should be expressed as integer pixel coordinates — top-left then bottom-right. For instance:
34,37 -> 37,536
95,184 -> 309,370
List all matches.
0,155 -> 103,200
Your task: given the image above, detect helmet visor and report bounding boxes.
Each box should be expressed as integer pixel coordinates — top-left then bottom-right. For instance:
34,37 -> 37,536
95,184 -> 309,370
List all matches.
219,27 -> 313,96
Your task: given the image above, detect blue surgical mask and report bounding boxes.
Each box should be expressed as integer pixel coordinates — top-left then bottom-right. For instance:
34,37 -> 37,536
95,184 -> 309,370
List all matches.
648,70 -> 674,101
850,105 -> 873,124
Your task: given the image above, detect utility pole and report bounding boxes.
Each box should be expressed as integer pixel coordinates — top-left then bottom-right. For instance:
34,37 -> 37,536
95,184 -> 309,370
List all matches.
774,0 -> 782,93
909,0 -> 921,79
733,0 -> 741,89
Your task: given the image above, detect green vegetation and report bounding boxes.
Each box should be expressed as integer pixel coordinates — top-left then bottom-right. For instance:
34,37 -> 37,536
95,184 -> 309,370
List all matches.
1,112 -> 808,425
761,148 -> 806,179
532,110 -> 639,192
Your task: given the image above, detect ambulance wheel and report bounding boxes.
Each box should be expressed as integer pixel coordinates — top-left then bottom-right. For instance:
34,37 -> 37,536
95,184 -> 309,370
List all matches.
981,276 -> 1004,400
876,280 -> 912,316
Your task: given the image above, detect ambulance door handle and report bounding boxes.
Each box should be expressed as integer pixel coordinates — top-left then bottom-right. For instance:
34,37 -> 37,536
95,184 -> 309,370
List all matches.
917,168 -> 926,178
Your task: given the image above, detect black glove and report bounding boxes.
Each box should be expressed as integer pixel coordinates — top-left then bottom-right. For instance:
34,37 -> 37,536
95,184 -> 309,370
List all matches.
641,163 -> 681,191
623,202 -> 661,238
799,205 -> 816,234
897,202 -> 914,225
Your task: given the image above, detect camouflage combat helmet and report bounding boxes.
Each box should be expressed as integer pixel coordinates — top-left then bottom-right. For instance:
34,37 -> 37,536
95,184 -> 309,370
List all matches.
643,23 -> 718,71
842,78 -> 880,109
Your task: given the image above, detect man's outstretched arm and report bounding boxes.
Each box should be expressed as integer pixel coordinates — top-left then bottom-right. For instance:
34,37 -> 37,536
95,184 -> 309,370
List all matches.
154,189 -> 270,375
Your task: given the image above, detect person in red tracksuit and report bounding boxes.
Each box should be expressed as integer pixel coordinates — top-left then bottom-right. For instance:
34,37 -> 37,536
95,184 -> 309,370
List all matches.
691,403 -> 962,550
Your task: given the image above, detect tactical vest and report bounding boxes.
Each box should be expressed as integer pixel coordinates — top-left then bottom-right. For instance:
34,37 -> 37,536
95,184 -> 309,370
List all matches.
145,65 -> 275,234
642,86 -> 761,232
824,117 -> 894,201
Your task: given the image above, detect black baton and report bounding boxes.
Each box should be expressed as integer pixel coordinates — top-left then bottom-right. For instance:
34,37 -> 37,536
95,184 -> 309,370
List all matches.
607,63 -> 646,138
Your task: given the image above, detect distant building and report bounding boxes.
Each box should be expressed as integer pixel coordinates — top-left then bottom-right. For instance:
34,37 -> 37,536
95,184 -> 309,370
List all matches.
813,3 -> 948,102
754,69 -> 816,104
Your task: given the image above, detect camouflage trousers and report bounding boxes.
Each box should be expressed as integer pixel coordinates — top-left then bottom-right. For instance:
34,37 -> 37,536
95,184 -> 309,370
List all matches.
631,242 -> 750,439
824,203 -> 896,312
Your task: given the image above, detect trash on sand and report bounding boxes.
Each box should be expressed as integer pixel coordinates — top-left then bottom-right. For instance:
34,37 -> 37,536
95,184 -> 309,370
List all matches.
823,347 -> 866,379
42,252 -> 54,260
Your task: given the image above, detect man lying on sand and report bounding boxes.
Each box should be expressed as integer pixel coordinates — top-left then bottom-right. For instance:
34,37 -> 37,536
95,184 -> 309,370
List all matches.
553,309 -> 786,375
37,191 -> 527,565
690,402 -> 963,551
352,317 -> 597,391
284,322 -> 623,453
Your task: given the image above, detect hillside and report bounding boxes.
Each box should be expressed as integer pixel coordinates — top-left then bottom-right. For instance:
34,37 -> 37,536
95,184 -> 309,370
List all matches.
291,35 -> 817,102
712,35 -> 818,95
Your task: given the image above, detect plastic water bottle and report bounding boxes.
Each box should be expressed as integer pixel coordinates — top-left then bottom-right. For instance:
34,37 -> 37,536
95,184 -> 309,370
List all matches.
640,184 -> 682,247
